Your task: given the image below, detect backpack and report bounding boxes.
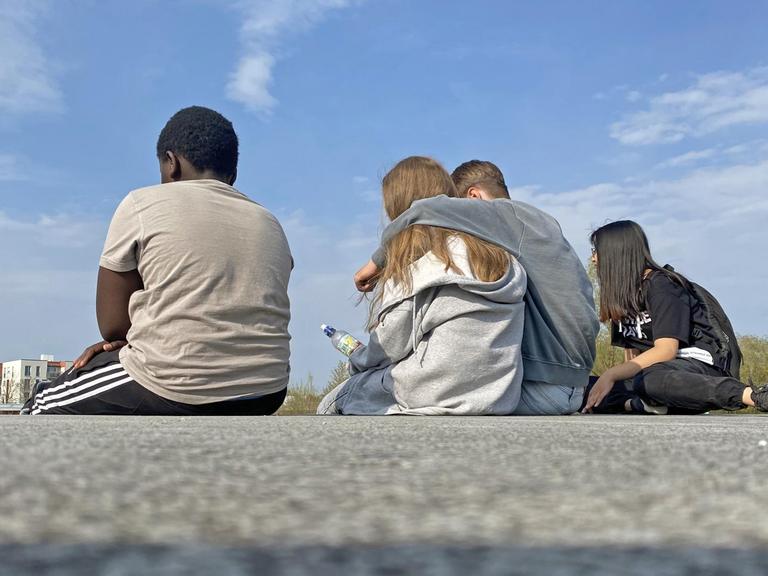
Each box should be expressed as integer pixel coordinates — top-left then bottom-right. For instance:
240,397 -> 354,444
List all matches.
663,265 -> 742,379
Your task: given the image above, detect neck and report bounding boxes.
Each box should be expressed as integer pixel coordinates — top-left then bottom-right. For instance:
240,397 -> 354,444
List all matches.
182,169 -> 230,183
177,155 -> 233,184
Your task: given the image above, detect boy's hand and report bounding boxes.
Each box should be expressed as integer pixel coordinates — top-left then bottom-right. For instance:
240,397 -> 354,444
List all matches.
73,340 -> 128,369
354,260 -> 380,292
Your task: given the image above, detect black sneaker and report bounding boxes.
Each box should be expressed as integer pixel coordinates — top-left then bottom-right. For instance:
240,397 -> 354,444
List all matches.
750,384 -> 768,412
627,397 -> 669,415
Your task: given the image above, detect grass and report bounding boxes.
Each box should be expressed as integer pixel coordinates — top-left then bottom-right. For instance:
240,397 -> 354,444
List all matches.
276,361 -> 349,415
276,382 -> 325,416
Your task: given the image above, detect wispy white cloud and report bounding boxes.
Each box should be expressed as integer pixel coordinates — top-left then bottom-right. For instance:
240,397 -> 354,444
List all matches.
352,175 -> 378,203
0,154 -> 28,181
0,211 -> 103,249
655,148 -> 716,169
358,189 -> 380,203
610,67 -> 768,145
228,52 -> 278,113
593,84 -> 632,101
0,209 -> 105,361
654,140 -> 768,171
227,0 -> 361,114
0,0 -> 62,115
723,139 -> 768,158
280,208 -> 379,384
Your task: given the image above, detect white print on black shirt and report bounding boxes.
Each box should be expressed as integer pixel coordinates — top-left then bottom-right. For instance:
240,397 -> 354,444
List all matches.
618,312 -> 651,340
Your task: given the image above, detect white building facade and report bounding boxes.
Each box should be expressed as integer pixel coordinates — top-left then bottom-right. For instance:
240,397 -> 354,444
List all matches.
1,356 -> 73,403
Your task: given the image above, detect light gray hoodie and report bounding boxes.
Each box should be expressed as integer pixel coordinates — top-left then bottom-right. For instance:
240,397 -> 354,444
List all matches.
317,237 -> 526,415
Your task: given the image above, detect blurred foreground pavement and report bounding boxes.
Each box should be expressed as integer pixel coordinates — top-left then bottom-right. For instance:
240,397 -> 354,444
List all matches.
2,415 -> 768,575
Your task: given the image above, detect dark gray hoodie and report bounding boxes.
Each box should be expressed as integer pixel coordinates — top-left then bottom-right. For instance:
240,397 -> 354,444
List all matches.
371,196 -> 599,388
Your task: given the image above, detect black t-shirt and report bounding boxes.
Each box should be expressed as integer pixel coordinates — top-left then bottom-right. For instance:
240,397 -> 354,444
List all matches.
611,271 -> 718,364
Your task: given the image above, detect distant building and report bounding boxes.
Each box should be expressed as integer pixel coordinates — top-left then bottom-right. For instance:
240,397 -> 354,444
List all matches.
1,356 -> 73,403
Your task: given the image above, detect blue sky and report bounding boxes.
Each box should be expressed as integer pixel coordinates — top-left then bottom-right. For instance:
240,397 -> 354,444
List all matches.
2,0 -> 767,386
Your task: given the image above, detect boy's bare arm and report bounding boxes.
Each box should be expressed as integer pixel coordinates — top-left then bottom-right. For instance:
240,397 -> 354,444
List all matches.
96,266 -> 143,341
72,268 -> 143,369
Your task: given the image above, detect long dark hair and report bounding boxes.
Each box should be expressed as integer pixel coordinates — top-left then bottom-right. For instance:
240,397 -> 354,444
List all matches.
590,220 -> 683,323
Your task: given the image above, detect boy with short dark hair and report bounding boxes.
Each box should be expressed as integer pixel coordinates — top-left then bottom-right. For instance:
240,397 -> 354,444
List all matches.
23,106 -> 292,415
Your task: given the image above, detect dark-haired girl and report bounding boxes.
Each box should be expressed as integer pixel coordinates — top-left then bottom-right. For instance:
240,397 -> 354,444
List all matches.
582,220 -> 767,414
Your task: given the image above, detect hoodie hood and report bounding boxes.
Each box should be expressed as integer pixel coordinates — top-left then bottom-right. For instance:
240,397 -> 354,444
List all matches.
378,236 -> 526,315
319,234 -> 527,416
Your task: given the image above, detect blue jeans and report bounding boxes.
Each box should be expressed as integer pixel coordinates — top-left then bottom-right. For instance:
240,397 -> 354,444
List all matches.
320,378 -> 582,416
511,381 -> 584,415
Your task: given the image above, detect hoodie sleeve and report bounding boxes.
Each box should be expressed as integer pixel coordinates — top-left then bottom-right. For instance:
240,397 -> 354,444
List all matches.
372,195 -> 522,267
348,300 -> 415,374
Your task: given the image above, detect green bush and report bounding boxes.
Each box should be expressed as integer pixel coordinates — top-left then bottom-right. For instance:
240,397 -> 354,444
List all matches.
740,336 -> 768,385
591,328 -> 623,376
277,361 -> 349,416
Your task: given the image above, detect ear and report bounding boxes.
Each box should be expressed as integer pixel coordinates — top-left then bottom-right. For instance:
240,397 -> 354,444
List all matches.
162,151 -> 182,182
228,167 -> 237,186
466,186 -> 484,199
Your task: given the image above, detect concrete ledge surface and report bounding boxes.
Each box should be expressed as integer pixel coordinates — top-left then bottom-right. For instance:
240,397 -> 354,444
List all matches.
2,415 -> 767,574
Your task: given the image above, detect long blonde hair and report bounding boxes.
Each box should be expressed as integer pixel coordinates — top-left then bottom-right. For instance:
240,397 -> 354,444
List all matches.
368,156 -> 510,327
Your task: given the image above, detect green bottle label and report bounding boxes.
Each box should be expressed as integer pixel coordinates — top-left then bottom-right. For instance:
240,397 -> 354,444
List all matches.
338,334 -> 360,356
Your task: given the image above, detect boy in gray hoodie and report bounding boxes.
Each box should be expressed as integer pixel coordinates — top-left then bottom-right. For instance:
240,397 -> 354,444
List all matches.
354,160 -> 599,414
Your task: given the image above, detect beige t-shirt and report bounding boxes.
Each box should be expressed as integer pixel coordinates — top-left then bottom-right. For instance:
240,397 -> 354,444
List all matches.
99,179 -> 292,404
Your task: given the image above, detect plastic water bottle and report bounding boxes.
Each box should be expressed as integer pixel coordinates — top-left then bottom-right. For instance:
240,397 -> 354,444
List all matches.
321,324 -> 362,356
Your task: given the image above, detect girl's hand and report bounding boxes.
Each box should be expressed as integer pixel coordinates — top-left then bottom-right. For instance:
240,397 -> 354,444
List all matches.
582,338 -> 678,413
582,374 -> 617,413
